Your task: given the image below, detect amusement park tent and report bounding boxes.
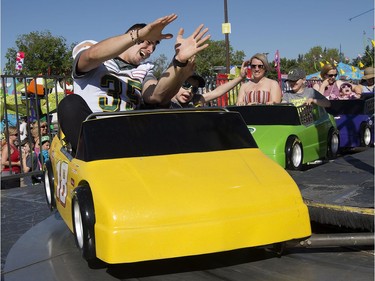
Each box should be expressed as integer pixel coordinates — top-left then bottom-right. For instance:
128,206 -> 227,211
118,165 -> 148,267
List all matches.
306,62 -> 364,80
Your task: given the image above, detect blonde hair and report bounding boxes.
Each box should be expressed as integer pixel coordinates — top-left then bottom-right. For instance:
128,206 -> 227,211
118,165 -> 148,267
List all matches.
249,53 -> 271,72
320,64 -> 337,78
4,126 -> 18,139
31,121 -> 47,139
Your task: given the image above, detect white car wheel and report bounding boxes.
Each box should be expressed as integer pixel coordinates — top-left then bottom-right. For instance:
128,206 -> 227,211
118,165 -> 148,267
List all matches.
327,129 -> 340,159
285,137 -> 303,170
291,144 -> 303,168
43,160 -> 55,210
361,124 -> 371,147
44,169 -> 52,206
73,199 -> 84,249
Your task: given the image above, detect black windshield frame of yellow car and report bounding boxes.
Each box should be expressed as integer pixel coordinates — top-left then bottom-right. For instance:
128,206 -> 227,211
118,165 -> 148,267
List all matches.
75,109 -> 258,161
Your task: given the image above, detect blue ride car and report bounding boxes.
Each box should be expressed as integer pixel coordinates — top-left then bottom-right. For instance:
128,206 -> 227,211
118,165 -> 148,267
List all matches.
326,98 -> 374,149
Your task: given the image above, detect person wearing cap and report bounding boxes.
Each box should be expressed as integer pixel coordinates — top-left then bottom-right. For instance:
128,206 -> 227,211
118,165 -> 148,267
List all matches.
170,74 -> 205,108
39,135 -> 50,164
236,53 -> 282,105
282,68 -> 330,108
72,40 -> 98,60
171,61 -> 249,108
360,67 -> 374,97
58,15 -> 210,152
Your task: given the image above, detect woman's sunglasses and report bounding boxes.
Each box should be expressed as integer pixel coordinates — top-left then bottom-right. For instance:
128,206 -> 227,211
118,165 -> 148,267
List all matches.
250,64 -> 264,69
327,74 -> 337,78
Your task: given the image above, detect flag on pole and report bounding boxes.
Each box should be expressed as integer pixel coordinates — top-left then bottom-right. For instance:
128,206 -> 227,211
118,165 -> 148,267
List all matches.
274,50 -> 281,88
15,51 -> 25,71
274,50 -> 279,68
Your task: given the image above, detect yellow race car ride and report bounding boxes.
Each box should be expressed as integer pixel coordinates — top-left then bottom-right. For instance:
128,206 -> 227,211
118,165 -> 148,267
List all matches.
44,108 -> 311,266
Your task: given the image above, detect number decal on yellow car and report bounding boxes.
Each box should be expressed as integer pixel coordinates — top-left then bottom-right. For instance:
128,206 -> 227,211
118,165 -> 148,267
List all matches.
56,161 -> 69,207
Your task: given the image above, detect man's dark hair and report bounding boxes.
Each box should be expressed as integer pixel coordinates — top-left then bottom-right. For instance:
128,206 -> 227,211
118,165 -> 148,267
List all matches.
125,23 -> 147,34
125,23 -> 160,47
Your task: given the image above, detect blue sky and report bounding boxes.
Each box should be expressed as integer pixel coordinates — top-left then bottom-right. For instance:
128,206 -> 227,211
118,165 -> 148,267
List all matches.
1,0 -> 374,71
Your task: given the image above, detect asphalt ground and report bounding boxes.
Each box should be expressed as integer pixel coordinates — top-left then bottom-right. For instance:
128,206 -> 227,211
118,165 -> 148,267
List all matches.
1,184 -> 50,275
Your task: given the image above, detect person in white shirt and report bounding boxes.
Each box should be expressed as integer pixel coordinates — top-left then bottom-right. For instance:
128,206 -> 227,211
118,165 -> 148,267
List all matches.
58,14 -> 210,151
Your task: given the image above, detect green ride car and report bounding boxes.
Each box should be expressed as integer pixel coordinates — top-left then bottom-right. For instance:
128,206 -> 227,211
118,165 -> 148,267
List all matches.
226,104 -> 340,170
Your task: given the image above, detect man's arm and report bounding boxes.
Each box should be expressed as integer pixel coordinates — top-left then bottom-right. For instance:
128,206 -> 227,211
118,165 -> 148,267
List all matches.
142,25 -> 210,106
307,89 -> 331,107
76,14 -> 178,73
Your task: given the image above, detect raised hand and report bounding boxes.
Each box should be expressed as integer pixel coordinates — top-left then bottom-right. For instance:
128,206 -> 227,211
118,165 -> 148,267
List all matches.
240,61 -> 249,79
138,14 -> 178,42
174,24 -> 210,63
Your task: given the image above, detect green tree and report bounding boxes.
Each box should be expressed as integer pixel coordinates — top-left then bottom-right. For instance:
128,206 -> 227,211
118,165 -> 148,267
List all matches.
278,57 -> 298,76
4,31 -> 74,76
276,46 -> 342,77
150,54 -> 169,79
352,45 -> 374,68
195,40 -> 245,76
296,46 -> 341,75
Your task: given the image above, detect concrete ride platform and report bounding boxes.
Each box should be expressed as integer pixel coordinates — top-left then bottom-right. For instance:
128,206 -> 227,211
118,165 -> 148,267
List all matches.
288,147 -> 374,231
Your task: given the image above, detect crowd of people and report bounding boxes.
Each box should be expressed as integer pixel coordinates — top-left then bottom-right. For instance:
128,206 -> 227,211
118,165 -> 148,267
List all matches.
1,13 -> 374,188
1,120 -> 51,188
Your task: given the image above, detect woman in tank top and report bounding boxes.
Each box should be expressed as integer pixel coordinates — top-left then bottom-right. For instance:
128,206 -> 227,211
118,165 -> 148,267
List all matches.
1,126 -> 21,188
236,53 -> 281,105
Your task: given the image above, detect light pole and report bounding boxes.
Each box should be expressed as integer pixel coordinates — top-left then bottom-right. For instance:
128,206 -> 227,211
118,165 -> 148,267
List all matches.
223,0 -> 231,73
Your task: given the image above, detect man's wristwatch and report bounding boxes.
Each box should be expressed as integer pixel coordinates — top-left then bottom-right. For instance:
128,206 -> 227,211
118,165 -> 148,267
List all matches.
172,55 -> 188,67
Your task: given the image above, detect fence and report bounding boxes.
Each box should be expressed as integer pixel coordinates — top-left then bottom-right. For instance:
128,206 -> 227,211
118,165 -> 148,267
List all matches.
1,75 -> 71,186
0,74 -> 340,186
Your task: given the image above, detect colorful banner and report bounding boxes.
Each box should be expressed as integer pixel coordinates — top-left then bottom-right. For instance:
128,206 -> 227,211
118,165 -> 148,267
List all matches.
15,51 -> 25,71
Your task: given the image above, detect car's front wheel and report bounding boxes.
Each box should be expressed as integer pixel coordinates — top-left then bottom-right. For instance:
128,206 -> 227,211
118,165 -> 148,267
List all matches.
326,128 -> 340,159
43,160 -> 56,211
285,136 -> 303,170
360,123 -> 371,147
72,186 -> 103,267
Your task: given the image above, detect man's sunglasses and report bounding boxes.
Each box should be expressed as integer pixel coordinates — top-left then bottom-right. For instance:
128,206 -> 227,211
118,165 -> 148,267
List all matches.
182,81 -> 199,94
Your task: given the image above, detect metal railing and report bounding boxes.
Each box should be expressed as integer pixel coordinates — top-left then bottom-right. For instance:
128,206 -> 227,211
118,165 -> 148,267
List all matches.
2,74 -> 360,185
1,75 -> 71,185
